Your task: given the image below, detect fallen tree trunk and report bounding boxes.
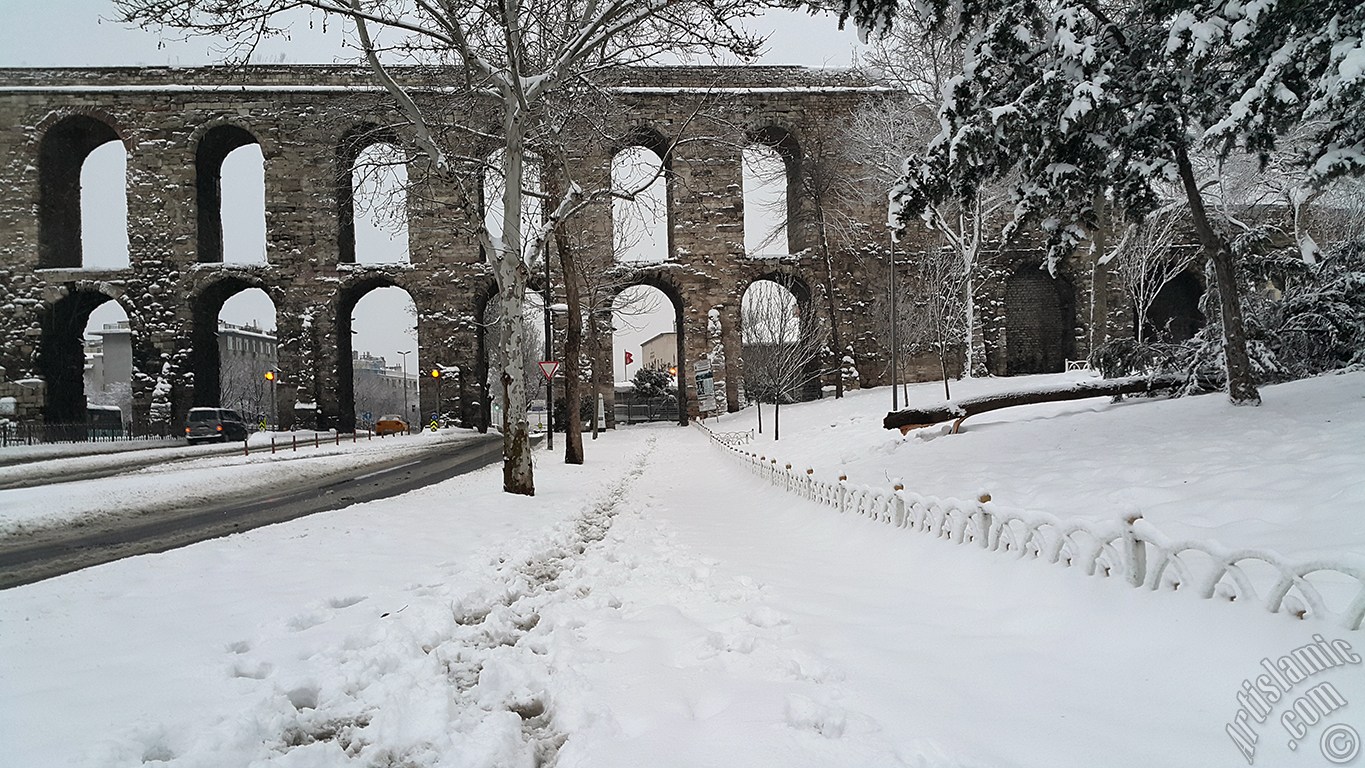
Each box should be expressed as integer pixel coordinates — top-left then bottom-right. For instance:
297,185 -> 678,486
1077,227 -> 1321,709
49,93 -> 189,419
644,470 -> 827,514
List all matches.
883,374 -> 1185,433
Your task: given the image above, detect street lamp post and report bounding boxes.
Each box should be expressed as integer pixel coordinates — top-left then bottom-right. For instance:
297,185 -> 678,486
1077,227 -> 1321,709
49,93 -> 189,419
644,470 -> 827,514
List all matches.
430,367 -> 443,428
889,233 -> 899,411
397,349 -> 412,433
263,369 -> 278,431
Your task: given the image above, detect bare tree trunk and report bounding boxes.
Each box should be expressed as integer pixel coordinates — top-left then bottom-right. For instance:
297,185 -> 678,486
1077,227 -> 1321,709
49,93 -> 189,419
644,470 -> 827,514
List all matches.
774,398 -> 780,440
547,170 -> 584,464
814,196 -> 845,399
1174,144 -> 1260,406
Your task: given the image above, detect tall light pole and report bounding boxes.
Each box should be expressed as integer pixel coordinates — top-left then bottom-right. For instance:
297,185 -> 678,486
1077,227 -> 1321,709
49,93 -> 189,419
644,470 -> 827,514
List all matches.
263,369 -> 277,430
397,349 -> 412,432
889,233 -> 899,411
544,256 -> 554,451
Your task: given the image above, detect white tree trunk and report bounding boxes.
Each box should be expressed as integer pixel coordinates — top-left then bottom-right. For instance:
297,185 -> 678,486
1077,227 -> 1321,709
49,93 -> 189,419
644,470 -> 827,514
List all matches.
495,112 -> 536,495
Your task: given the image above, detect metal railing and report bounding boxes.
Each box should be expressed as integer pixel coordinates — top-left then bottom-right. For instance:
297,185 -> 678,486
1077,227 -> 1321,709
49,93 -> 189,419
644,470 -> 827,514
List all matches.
0,421 -> 176,447
698,424 -> 1365,631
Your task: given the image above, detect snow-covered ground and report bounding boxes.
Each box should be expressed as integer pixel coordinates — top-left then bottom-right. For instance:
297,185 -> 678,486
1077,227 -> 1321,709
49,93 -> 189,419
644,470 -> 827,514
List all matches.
2,372 -> 1363,768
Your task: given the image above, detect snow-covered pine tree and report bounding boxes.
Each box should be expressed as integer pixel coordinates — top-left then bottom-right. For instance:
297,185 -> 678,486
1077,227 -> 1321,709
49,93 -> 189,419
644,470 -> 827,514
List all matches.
840,0 -> 1365,403
835,1 -> 1236,402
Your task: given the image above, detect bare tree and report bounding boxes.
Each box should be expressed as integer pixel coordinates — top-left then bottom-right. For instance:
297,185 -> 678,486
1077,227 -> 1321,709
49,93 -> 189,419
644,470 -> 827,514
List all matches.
902,246 -> 968,398
117,0 -> 762,495
1102,209 -> 1198,344
741,281 -> 828,440
220,354 -> 270,421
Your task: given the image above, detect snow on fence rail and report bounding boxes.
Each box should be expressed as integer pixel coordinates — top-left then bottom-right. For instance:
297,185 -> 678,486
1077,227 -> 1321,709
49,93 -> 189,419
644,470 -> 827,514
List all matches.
697,425 -> 1365,631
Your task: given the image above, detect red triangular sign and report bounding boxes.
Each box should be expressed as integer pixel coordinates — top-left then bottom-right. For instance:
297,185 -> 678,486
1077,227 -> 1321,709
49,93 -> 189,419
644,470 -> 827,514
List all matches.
538,361 -> 560,381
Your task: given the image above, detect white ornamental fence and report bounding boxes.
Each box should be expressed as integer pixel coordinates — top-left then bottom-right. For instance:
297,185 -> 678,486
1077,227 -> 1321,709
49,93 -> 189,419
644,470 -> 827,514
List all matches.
699,425 -> 1365,631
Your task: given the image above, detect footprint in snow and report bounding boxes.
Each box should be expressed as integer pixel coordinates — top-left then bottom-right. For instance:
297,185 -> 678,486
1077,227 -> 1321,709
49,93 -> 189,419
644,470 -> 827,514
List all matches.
326,595 -> 367,609
230,660 -> 273,680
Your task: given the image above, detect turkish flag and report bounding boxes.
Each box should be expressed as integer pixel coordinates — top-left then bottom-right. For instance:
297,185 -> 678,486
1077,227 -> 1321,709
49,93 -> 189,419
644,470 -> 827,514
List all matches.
624,351 -> 634,365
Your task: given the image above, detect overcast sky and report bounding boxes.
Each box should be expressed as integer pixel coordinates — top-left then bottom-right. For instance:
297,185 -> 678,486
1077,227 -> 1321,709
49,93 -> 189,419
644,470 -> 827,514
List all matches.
2,1 -> 868,384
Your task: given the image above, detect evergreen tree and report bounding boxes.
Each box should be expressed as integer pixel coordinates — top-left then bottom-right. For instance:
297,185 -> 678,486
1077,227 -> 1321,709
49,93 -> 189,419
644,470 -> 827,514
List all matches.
832,0 -> 1365,405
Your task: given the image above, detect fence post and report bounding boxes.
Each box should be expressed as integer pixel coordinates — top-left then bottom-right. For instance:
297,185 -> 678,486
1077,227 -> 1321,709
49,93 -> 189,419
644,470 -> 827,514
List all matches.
837,475 -> 847,514
805,468 -> 814,500
785,463 -> 793,492
976,493 -> 993,548
892,483 -> 906,527
1121,513 -> 1147,588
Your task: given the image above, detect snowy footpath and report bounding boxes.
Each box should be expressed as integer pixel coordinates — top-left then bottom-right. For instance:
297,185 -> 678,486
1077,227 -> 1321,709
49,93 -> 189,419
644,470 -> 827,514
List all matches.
3,387 -> 1363,767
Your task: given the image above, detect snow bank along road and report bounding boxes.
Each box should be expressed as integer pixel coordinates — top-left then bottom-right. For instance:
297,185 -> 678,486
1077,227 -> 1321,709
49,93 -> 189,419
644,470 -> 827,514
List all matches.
0,432 -> 503,589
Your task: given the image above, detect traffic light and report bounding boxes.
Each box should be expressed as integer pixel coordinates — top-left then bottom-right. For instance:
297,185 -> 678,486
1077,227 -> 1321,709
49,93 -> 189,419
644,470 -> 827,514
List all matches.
263,370 -> 276,382
431,369 -> 441,378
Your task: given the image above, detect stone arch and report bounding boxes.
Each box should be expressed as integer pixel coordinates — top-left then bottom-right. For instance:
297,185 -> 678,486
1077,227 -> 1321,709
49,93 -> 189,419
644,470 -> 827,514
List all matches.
611,124 -> 674,264
335,123 -> 402,265
1143,270 -> 1205,343
195,122 -> 262,264
37,113 -> 125,269
187,274 -> 278,409
37,284 -> 129,425
744,124 -> 803,255
739,270 -> 823,401
1004,265 -> 1075,374
608,271 -> 689,426
335,273 -> 420,432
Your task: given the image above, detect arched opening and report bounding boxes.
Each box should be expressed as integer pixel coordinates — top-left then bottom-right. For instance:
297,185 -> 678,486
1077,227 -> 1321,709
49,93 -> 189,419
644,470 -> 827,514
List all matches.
742,144 -> 788,257
482,289 -> 546,432
612,283 -> 682,424
483,147 -> 543,265
612,144 -> 668,264
348,285 -> 419,432
222,145 -> 267,264
189,281 -> 277,416
1004,268 -> 1074,374
744,127 -> 801,257
741,277 -> 823,406
80,142 -> 130,270
197,125 -> 263,264
216,289 -> 278,425
83,300 -> 133,428
353,143 -> 410,265
1143,271 -> 1204,343
39,114 -> 126,269
38,290 -> 120,425
337,128 -> 408,265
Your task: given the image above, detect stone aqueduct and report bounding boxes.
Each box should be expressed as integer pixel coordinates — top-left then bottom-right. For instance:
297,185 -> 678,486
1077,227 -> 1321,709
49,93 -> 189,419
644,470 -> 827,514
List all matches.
0,64 -> 1111,433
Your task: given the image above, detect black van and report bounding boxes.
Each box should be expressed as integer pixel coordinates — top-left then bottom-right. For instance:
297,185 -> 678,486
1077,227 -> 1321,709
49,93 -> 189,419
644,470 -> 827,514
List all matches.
185,407 -> 250,444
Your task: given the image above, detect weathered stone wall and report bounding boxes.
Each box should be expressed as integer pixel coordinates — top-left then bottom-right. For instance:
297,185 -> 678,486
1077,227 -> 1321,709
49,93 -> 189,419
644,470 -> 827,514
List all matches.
0,64 -> 1037,430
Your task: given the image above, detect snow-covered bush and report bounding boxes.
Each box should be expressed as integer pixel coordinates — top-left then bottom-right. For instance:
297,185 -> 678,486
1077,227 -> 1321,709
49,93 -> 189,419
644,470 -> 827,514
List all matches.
1093,235 -> 1365,389
1245,239 -> 1365,377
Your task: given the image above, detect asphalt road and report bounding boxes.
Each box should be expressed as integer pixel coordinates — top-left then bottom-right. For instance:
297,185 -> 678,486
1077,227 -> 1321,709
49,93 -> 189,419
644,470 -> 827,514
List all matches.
0,434 -> 505,589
